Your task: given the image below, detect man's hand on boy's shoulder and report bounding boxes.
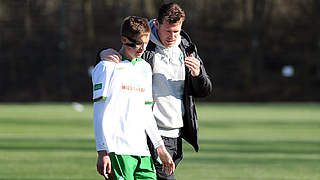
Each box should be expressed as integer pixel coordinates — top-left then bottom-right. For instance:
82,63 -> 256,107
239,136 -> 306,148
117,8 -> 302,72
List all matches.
100,49 -> 122,63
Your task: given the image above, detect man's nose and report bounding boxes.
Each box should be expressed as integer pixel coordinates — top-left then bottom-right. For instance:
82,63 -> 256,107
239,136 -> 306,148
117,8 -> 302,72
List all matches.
169,32 -> 175,39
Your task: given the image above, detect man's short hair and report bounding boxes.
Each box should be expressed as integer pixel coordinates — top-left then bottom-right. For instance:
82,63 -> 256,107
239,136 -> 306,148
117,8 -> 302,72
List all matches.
157,3 -> 185,24
120,16 -> 150,39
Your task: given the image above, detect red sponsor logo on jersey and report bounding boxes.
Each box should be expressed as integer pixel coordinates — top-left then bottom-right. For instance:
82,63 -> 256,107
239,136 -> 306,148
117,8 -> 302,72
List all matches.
121,85 -> 145,92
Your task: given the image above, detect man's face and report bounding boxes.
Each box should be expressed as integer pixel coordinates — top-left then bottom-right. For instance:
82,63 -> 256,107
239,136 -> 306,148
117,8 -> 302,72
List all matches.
124,33 -> 150,59
156,19 -> 183,47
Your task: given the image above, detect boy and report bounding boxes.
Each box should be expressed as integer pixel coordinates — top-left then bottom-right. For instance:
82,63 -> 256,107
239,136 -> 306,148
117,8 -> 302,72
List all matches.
92,16 -> 175,180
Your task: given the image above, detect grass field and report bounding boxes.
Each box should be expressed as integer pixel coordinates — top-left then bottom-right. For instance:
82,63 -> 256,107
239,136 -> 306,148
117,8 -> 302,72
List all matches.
0,103 -> 319,180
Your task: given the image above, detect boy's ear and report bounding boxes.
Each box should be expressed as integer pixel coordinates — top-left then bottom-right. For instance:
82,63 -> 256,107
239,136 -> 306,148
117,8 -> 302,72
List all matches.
121,36 -> 127,43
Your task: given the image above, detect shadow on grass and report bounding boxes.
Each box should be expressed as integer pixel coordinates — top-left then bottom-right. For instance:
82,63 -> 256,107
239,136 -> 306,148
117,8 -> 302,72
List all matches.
183,139 -> 320,155
0,179 -> 96,180
0,137 -> 95,152
199,139 -> 320,146
182,155 -> 320,165
200,120 -> 320,128
0,117 -> 90,126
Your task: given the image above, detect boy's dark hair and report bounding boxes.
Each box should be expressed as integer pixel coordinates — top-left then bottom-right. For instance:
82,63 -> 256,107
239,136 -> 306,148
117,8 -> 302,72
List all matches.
120,16 -> 150,39
157,3 -> 185,24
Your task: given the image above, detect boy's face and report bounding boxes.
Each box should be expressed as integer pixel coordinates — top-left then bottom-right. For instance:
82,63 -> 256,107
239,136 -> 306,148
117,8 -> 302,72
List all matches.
122,33 -> 150,59
156,18 -> 183,47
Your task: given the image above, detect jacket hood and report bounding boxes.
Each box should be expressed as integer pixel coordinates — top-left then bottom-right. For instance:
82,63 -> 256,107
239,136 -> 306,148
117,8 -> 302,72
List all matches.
148,19 -> 181,48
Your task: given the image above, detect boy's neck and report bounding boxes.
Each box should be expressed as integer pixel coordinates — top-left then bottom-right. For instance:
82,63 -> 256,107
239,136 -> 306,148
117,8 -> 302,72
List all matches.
119,47 -> 134,60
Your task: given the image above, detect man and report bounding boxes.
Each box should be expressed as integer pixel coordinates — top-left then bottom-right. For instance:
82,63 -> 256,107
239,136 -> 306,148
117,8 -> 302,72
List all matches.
97,3 -> 212,179
92,16 -> 174,180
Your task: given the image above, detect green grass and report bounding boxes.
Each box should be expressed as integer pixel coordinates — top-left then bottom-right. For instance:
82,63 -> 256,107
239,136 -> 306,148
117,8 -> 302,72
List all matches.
0,103 -> 320,180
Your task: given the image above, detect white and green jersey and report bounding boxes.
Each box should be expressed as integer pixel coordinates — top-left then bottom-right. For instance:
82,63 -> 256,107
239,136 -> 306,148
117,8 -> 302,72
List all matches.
92,58 -> 164,156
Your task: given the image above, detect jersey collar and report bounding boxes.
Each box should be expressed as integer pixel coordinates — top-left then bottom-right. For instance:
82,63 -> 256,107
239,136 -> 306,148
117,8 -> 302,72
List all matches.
122,56 -> 143,66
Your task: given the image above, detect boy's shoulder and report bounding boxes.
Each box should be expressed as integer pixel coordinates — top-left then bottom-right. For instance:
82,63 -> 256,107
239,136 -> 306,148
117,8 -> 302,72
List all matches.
95,60 -> 116,69
93,61 -> 117,75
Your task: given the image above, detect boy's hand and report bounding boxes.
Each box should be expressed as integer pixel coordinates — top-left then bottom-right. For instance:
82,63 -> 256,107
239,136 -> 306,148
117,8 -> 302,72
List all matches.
97,151 -> 111,179
100,49 -> 122,63
156,145 -> 175,175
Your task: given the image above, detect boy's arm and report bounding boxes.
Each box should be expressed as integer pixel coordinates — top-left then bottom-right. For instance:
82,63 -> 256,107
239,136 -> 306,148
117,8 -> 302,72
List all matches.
92,63 -> 112,178
144,104 -> 164,149
144,65 -> 163,149
93,101 -> 108,151
93,101 -> 111,178
144,65 -> 174,174
144,105 -> 175,175
92,64 -> 109,151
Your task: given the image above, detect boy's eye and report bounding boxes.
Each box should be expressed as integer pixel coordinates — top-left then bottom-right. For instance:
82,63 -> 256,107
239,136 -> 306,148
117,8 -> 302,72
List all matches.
135,41 -> 143,45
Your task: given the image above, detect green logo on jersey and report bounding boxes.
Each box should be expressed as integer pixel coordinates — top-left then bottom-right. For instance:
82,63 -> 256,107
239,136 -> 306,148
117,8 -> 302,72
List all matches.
94,83 -> 102,91
179,53 -> 184,63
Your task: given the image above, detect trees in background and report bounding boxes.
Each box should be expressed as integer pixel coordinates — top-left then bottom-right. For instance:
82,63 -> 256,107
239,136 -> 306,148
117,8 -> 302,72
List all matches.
0,0 -> 319,101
